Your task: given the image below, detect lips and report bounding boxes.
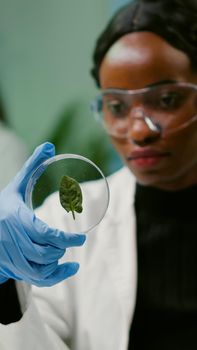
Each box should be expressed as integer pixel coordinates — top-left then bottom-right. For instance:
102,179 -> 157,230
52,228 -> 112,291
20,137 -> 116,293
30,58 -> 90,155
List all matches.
126,148 -> 171,167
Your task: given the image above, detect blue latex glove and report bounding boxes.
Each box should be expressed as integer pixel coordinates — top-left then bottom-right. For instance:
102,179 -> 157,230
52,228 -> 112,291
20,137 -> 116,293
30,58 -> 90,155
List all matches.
0,142 -> 86,287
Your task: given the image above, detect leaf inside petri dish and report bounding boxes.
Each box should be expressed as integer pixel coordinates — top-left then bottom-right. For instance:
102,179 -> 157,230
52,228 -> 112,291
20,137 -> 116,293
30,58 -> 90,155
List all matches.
59,175 -> 83,220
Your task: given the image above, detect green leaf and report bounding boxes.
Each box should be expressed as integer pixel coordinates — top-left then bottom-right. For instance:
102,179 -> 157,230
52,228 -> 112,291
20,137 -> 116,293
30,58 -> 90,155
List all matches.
59,175 -> 83,220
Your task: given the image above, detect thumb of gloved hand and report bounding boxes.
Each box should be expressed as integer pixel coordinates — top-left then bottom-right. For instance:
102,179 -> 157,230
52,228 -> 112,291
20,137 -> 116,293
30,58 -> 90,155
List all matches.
9,142 -> 55,198
0,142 -> 55,219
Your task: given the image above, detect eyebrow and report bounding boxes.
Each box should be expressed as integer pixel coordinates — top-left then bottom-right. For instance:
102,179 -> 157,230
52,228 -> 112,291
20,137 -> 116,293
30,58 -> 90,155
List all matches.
146,79 -> 179,88
103,79 -> 179,92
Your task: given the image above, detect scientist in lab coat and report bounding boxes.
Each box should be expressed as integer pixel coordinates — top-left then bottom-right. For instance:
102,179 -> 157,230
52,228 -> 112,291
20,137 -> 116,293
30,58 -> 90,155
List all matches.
0,0 -> 197,349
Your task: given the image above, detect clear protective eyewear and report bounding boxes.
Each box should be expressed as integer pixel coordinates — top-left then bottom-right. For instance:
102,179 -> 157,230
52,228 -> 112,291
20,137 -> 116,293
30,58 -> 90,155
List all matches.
91,82 -> 197,139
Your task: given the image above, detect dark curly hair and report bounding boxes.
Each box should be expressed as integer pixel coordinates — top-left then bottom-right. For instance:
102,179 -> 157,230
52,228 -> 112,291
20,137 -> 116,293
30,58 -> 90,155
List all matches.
91,0 -> 197,87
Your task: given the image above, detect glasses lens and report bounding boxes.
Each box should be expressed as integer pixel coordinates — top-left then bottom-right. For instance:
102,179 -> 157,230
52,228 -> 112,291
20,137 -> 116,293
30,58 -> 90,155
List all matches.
144,84 -> 197,132
145,84 -> 195,111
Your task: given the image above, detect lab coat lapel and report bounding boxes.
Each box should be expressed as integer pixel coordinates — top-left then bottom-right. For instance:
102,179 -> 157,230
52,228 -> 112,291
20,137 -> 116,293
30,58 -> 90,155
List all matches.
102,168 -> 137,332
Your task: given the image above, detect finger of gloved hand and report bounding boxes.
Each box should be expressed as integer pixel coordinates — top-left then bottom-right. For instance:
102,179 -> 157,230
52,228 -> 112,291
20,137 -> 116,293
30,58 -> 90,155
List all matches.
32,262 -> 80,287
0,244 -> 59,283
1,234 -> 80,286
19,205 -> 86,249
0,215 -> 65,266
5,261 -> 58,282
12,142 -> 55,194
27,260 -> 58,280
21,240 -> 65,265
39,226 -> 86,249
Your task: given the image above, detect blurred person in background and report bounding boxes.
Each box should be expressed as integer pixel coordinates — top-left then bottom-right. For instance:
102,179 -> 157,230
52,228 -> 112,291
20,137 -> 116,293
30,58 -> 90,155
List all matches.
0,95 -> 27,189
0,0 -> 197,349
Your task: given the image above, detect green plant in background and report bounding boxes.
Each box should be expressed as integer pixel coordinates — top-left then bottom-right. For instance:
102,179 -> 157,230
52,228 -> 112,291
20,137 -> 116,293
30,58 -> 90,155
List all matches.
50,100 -> 118,174
33,99 -> 122,207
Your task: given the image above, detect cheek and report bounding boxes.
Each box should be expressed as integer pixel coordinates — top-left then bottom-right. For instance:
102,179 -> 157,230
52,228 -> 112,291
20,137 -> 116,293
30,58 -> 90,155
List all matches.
177,131 -> 197,165
172,124 -> 197,150
110,137 -> 128,157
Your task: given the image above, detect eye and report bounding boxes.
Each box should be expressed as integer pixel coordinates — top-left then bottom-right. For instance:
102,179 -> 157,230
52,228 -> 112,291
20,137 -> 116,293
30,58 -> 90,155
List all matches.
105,99 -> 128,118
159,91 -> 182,109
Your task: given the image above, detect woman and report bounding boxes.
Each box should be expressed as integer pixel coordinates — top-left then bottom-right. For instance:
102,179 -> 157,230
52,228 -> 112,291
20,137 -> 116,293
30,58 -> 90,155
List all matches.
90,0 -> 197,348
0,0 -> 197,349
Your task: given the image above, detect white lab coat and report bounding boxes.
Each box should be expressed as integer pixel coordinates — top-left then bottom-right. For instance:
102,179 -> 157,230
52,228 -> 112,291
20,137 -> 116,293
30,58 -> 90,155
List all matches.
0,166 -> 137,350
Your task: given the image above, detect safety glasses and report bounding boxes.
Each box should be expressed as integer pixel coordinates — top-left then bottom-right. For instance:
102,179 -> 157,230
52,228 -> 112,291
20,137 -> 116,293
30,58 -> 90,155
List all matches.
91,82 -> 197,138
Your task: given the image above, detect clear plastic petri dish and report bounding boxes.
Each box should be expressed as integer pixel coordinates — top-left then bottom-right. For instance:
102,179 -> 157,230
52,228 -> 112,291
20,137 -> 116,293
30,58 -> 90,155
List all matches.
25,154 -> 110,234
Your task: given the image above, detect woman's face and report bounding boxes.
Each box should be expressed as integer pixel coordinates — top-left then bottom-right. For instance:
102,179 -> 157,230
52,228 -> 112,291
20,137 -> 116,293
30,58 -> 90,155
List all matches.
99,32 -> 197,190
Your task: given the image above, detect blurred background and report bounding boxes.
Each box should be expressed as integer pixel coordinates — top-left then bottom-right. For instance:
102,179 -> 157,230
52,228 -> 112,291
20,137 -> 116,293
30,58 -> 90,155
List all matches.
0,0 -> 130,192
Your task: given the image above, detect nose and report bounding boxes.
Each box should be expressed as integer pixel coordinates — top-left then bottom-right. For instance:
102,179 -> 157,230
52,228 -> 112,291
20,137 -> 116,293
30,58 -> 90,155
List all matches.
127,108 -> 161,146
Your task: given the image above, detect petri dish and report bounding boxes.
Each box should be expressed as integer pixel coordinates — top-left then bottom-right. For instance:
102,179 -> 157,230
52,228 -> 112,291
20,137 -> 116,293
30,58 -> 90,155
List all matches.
25,154 -> 110,234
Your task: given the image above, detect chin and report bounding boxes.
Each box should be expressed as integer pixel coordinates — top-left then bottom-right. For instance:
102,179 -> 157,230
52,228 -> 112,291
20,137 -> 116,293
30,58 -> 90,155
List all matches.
135,177 -> 159,188
131,170 -> 172,189
128,167 -> 160,187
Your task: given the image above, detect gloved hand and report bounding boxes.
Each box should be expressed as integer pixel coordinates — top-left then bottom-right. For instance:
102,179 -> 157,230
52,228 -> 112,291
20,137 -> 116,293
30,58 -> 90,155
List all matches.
0,142 -> 86,287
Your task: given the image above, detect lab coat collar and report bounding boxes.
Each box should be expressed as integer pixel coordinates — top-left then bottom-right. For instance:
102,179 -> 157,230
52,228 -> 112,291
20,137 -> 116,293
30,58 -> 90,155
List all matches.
105,166 -> 136,222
